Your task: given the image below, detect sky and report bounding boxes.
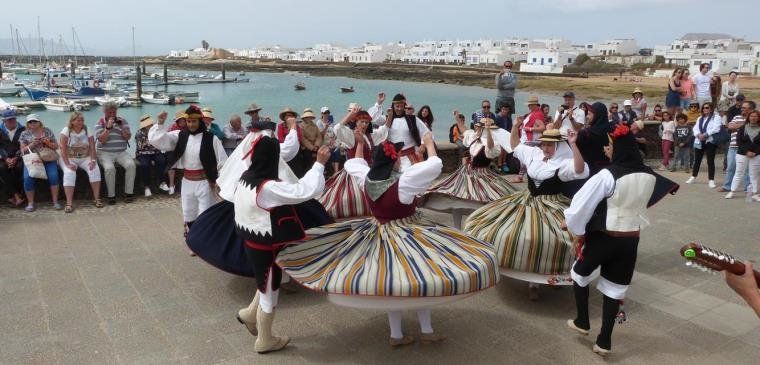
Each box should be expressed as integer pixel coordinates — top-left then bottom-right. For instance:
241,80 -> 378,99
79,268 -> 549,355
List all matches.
1,0 -> 758,56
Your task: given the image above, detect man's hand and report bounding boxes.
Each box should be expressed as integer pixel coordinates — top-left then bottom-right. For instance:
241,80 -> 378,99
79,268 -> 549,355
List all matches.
353,129 -> 364,145
377,92 -> 386,105
726,262 -> 759,300
6,156 -> 17,168
422,131 -> 434,147
567,130 -> 578,144
286,117 -> 297,130
316,146 -> 330,164
157,111 -> 167,124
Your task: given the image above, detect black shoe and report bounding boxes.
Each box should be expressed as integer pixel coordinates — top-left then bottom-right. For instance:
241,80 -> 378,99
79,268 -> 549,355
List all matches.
108,197 -> 116,205
125,194 -> 134,203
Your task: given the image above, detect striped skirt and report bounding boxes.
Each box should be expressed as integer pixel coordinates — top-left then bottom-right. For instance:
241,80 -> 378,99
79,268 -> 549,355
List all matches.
276,214 -> 500,297
318,169 -> 372,220
463,190 -> 576,285
424,164 -> 516,206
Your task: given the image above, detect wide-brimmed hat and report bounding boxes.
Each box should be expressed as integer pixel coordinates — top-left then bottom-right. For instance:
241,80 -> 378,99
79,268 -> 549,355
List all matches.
279,107 -> 298,121
1,109 -> 17,120
139,114 -> 154,129
632,87 -> 643,96
245,103 -> 263,114
475,117 -> 498,129
537,129 -> 565,142
525,95 -> 540,105
174,111 -> 188,122
201,107 -> 215,121
302,108 -> 316,119
632,120 -> 645,131
25,114 -> 42,123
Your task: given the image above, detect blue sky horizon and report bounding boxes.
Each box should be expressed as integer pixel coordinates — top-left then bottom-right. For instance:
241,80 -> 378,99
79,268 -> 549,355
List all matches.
1,0 -> 757,56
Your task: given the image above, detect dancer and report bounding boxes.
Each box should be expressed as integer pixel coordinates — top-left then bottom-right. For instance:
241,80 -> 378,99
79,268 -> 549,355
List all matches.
564,123 -> 678,356
235,136 -> 330,353
148,105 -> 227,238
382,93 -> 431,171
277,132 -> 499,347
423,118 -> 515,229
465,126 -> 588,300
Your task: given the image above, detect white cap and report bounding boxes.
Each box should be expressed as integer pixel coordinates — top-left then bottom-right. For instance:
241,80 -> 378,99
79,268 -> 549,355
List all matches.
623,99 -> 632,106
25,113 -> 42,123
320,106 -> 330,113
347,102 -> 361,111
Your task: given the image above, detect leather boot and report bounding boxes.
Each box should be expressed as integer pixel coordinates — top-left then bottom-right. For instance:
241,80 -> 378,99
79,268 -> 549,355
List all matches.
236,291 -> 259,336
254,307 -> 289,354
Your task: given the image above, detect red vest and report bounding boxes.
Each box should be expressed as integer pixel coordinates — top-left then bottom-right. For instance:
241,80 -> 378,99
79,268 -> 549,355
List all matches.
346,134 -> 373,164
367,181 -> 416,224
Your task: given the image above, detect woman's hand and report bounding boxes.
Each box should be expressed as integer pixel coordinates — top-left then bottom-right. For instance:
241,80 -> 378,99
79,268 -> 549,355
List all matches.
567,130 -> 578,144
88,160 -> 96,170
66,162 -> 76,171
316,146 -> 331,165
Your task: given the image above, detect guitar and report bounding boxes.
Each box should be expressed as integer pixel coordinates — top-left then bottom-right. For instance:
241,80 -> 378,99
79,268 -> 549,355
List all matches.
680,242 -> 760,286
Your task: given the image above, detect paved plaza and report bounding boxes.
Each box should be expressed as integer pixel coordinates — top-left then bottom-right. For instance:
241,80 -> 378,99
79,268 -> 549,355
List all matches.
1,170 -> 759,364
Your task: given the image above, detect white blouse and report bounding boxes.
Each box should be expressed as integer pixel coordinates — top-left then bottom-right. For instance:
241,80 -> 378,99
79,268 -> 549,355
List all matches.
148,123 -> 227,170
345,156 -> 443,205
512,144 -> 589,186
463,129 -> 501,159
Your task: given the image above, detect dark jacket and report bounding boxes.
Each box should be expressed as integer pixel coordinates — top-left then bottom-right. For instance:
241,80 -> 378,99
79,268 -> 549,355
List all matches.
0,125 -> 26,159
737,125 -> 760,156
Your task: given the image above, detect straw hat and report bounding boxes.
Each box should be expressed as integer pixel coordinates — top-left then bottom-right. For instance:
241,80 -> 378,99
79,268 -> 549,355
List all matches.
139,114 -> 154,129
201,107 -> 215,121
279,107 -> 299,121
174,111 -> 188,122
525,95 -> 540,105
537,129 -> 565,142
475,118 -> 498,129
245,103 -> 263,114
302,108 -> 316,119
632,87 -> 643,96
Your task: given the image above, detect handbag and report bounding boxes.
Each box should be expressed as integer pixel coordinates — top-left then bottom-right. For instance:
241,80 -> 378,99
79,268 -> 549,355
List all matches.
37,147 -> 60,162
711,125 -> 730,145
22,147 -> 48,180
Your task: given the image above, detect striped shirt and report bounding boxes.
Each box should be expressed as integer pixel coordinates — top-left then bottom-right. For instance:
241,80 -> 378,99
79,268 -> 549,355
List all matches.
94,120 -> 130,153
729,115 -> 746,148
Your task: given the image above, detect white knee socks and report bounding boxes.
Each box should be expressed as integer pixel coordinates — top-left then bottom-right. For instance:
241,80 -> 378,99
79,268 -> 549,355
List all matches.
387,311 -> 403,339
417,309 -> 433,334
259,267 -> 279,314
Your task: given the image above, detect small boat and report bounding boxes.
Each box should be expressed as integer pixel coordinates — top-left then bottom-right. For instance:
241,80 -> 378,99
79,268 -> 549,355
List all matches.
340,86 -> 354,93
94,96 -> 132,107
294,82 -> 306,91
41,97 -> 90,112
173,78 -> 198,85
0,81 -> 24,97
172,91 -> 200,103
141,92 -> 171,105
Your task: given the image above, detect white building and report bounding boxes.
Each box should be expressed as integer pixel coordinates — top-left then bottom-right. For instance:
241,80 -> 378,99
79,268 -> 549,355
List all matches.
595,39 -> 639,56
654,33 -> 750,74
520,49 -> 577,73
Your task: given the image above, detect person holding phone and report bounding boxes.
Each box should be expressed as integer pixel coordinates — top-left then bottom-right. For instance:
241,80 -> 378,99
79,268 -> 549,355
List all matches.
95,101 -> 136,205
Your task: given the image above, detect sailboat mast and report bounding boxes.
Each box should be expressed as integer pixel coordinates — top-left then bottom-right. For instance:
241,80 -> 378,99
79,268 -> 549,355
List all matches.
37,16 -> 42,65
132,26 -> 136,71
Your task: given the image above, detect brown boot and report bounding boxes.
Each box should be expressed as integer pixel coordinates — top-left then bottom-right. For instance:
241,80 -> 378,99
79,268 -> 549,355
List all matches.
254,307 -> 289,354
236,291 -> 259,336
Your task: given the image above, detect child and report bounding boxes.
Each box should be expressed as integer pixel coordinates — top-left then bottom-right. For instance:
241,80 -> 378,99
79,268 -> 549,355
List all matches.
659,112 -> 675,170
672,113 -> 693,172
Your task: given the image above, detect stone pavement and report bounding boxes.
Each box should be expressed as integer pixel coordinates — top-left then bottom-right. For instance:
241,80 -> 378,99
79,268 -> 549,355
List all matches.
1,170 -> 759,364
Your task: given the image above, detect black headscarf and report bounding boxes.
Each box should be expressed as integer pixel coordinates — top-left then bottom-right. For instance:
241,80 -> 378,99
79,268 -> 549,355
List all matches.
240,136 -> 280,188
588,102 -> 611,136
610,123 -> 649,172
367,141 -> 403,181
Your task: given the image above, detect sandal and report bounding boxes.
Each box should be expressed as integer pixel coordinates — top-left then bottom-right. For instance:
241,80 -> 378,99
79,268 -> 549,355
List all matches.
94,199 -> 104,208
64,205 -> 73,213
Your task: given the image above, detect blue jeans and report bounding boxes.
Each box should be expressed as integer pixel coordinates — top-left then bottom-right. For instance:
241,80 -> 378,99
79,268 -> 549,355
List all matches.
23,161 -> 60,191
722,148 -> 750,191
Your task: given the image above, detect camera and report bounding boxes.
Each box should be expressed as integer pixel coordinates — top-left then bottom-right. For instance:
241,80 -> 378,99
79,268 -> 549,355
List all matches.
560,105 -> 569,110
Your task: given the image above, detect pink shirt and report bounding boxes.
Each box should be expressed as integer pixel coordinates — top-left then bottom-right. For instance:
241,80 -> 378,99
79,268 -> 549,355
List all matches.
680,78 -> 694,99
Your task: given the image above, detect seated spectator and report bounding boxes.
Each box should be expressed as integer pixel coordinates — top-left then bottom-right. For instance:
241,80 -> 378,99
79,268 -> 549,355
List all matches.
471,100 -> 497,129
317,107 -> 341,176
648,104 -> 664,121
201,107 -> 225,140
621,100 -> 638,124
95,102 -> 136,205
417,105 -> 434,130
19,114 -> 61,212
300,108 -> 323,169
608,103 -> 623,125
60,112 -> 102,212
135,113 -> 167,197
0,109 -> 25,207
685,102 -> 701,126
449,111 -> 469,165
541,104 -> 552,124
222,114 -> 247,155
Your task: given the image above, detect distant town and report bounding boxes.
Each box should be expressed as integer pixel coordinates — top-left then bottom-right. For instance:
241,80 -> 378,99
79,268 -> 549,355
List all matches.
167,33 -> 760,76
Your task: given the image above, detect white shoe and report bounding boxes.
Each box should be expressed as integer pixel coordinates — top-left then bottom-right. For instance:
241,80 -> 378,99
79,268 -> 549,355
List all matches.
752,195 -> 760,202
593,344 -> 611,356
685,176 -> 695,184
708,180 -> 716,189
168,186 -> 175,195
724,192 -> 734,199
159,182 -> 170,192
144,187 -> 152,197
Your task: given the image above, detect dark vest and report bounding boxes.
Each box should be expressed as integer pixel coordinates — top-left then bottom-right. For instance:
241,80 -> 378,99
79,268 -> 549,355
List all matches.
367,181 -> 416,224
470,149 -> 491,168
0,126 -> 25,158
237,182 -> 306,250
527,170 -> 563,196
166,131 -> 218,181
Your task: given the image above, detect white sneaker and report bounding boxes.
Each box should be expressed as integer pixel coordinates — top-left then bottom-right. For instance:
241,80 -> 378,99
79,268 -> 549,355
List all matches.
685,176 -> 695,184
708,180 -> 716,189
724,192 -> 734,199
159,182 -> 170,192
144,187 -> 152,197
168,186 -> 175,195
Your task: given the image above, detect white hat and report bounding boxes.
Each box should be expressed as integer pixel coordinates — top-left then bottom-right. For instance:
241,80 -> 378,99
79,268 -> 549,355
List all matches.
25,113 -> 42,123
347,102 -> 361,111
320,106 -> 330,113
623,99 -> 632,106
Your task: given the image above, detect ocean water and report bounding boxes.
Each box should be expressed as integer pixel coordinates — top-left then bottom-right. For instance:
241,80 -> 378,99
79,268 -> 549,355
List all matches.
4,71 -> 563,147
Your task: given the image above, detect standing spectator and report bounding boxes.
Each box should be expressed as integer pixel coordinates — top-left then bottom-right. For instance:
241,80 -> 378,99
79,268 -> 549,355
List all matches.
201,107 -> 225,140
725,94 -> 746,128
551,91 -> 585,133
680,69 -> 694,109
60,112 -> 102,212
720,101 -> 754,192
222,114 -> 247,155
135,113 -> 167,198
686,102 -> 721,188
0,109 -> 25,207
725,110 -> 760,201
164,111 -> 187,196
300,108 -> 322,170
449,111 -> 468,165
417,105 -> 434,130
541,104 -> 552,124
666,68 -> 684,116
719,71 -> 740,113
244,102 -> 269,131
630,87 -> 648,120
95,102 -> 136,205
672,113 -> 694,172
710,75 -> 722,107
471,100 -> 497,128
693,63 -> 713,106
659,113 -> 675,171
495,60 -> 517,115
19,114 -> 61,212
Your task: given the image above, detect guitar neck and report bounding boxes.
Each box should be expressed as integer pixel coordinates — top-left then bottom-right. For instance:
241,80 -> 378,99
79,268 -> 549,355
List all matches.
725,259 -> 760,287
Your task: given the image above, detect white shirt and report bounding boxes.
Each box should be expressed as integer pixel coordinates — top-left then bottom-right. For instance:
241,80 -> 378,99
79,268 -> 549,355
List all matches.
5,127 -> 18,141
553,107 -> 586,134
386,116 -> 431,150
463,129 -> 501,159
366,102 -> 387,127
691,113 -> 722,148
344,156 -> 443,204
333,123 -> 388,149
60,127 -> 89,147
257,162 -> 326,209
692,73 -> 712,99
512,144 -> 589,186
148,123 -> 228,170
564,169 -> 616,236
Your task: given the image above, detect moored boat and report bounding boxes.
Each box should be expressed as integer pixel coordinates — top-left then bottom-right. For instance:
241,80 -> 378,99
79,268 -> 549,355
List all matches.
41,97 -> 90,112
340,86 -> 354,93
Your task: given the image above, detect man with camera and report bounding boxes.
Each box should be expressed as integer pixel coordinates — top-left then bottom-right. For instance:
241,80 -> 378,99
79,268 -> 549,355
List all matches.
551,91 -> 586,134
495,60 -> 517,116
95,101 -> 136,205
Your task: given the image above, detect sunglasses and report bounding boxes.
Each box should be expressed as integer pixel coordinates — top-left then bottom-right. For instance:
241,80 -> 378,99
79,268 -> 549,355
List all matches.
482,105 -> 491,109
702,107 -> 712,110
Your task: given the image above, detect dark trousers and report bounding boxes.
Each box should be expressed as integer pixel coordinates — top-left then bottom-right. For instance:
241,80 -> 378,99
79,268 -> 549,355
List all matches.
692,143 -> 717,179
244,246 -> 282,293
0,160 -> 24,197
136,153 -> 167,187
